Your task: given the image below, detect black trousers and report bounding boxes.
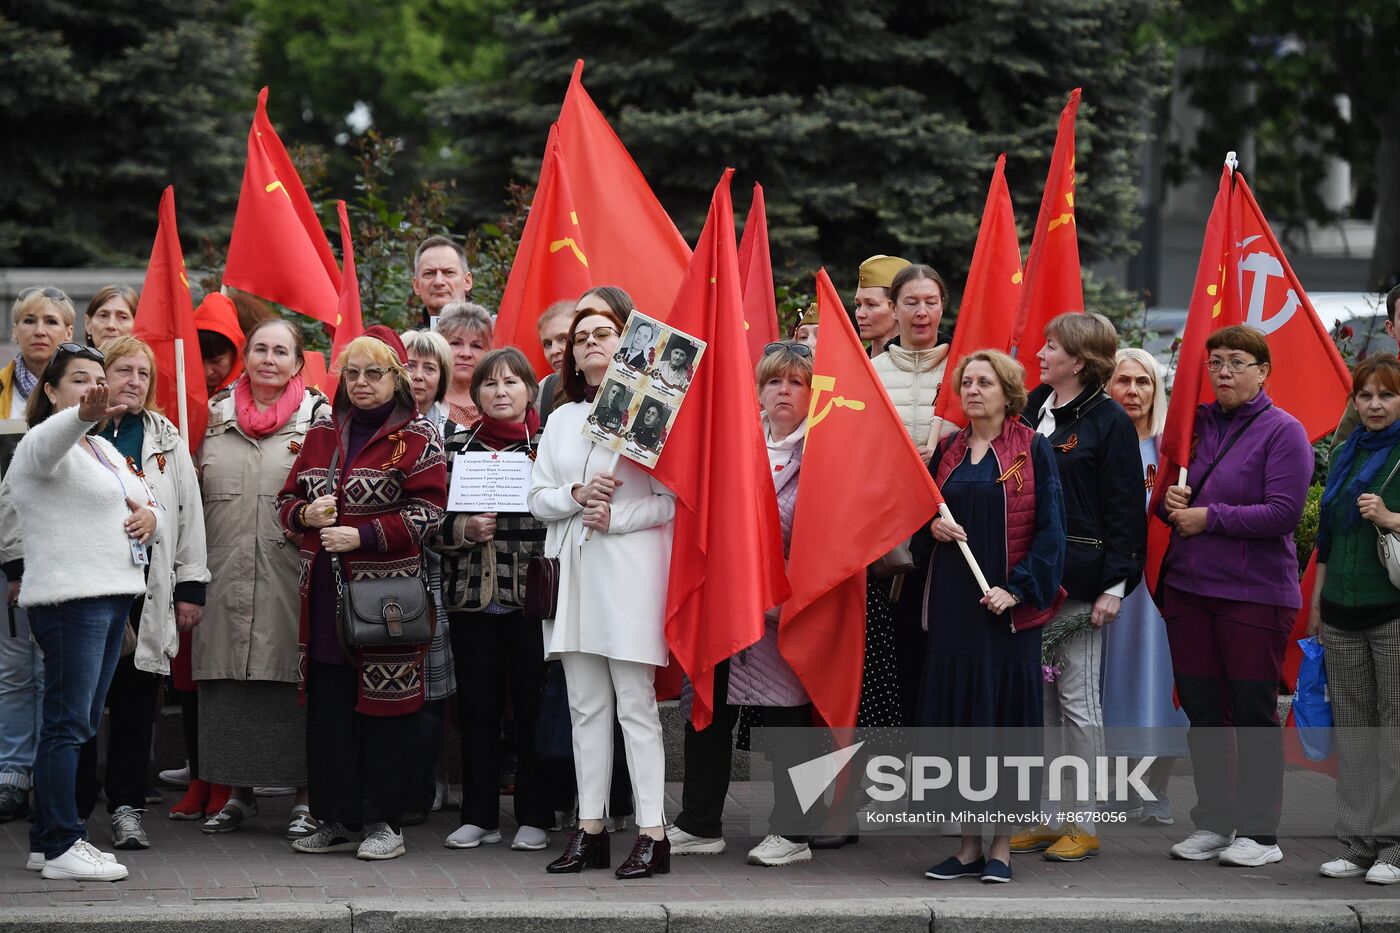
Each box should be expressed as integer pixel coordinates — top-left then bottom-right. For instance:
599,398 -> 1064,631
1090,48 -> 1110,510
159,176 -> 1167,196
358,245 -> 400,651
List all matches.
76,600 -> 159,818
449,610 -> 551,831
891,563 -> 930,725
306,661 -> 421,829
674,660 -> 809,842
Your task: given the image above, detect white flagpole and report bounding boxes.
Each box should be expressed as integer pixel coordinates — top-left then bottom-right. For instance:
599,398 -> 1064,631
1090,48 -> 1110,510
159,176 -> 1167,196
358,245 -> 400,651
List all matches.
173,338 -> 189,445
939,501 -> 991,595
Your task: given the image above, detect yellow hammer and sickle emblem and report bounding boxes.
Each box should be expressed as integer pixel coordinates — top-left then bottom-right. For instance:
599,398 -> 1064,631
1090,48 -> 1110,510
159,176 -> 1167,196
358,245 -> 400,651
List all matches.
807,374 -> 866,430
549,238 -> 589,268
1047,157 -> 1076,232
265,181 -> 293,203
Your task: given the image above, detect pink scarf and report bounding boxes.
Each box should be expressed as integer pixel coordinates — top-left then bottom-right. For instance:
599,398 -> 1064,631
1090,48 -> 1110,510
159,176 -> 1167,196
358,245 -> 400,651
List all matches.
234,373 -> 307,438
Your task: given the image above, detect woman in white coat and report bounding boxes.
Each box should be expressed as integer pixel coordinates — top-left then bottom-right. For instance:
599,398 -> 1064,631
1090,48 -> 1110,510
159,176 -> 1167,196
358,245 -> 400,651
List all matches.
528,286 -> 676,880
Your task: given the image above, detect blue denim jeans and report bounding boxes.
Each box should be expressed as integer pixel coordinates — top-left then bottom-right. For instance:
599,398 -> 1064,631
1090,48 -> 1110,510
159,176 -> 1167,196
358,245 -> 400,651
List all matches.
27,595 -> 132,858
0,606 -> 44,788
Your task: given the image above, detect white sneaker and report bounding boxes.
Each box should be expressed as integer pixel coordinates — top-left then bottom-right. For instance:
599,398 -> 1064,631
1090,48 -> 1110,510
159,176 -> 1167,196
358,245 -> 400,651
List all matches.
445,823 -> 502,849
1367,862 -> 1400,885
511,826 -> 549,851
111,806 -> 150,850
665,824 -> 726,855
253,785 -> 295,797
40,840 -> 128,881
1219,836 -> 1283,867
746,834 -> 812,867
1320,856 -> 1370,878
1169,829 -> 1235,861
27,844 -> 119,872
357,823 -> 406,861
157,763 -> 191,787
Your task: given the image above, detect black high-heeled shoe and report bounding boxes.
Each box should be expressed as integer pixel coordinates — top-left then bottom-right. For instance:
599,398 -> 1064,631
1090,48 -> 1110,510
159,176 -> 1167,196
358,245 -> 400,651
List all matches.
615,833 -> 670,879
545,828 -> 610,873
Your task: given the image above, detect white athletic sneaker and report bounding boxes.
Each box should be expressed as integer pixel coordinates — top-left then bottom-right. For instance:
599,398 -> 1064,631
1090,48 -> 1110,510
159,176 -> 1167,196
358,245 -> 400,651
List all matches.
27,844 -> 118,872
746,834 -> 812,867
40,840 -> 128,881
1367,862 -> 1400,885
157,763 -> 191,787
445,823 -> 502,849
665,824 -> 726,855
1320,857 -> 1369,878
1169,829 -> 1235,861
111,806 -> 150,850
1218,836 -> 1283,867
511,826 -> 549,851
291,822 -> 357,854
357,823 -> 406,861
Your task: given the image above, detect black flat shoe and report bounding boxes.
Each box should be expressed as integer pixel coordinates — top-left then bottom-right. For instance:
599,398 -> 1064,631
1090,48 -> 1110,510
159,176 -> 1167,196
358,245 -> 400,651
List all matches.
615,834 -> 670,879
809,834 -> 858,850
546,828 -> 610,873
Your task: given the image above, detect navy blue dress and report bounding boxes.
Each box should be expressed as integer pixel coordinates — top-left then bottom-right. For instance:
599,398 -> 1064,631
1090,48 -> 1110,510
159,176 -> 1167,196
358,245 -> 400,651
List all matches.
916,436 -> 1063,730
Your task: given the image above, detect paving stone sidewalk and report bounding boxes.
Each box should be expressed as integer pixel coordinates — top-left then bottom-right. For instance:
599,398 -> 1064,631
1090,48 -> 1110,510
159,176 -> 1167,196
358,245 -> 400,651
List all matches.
2,773 -> 1398,910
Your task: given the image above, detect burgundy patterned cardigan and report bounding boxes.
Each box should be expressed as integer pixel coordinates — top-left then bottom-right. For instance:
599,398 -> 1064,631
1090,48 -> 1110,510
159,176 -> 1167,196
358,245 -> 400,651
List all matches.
276,401 -> 447,716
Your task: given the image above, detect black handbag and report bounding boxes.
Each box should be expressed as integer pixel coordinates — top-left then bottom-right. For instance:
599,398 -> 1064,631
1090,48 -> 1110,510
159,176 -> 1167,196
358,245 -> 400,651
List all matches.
523,514 -> 574,622
535,660 -> 574,763
325,448 -> 433,649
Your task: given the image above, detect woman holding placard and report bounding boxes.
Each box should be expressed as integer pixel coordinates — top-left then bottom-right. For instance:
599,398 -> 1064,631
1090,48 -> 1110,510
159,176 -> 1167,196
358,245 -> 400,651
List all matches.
436,347 -> 551,853
528,286 -> 677,879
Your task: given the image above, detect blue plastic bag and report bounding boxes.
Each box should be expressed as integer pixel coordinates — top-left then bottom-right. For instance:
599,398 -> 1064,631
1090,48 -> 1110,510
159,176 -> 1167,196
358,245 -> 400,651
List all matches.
1293,636 -> 1332,760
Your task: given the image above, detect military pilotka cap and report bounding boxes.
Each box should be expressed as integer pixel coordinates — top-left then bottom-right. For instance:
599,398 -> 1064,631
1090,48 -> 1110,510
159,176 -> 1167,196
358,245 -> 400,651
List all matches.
858,255 -> 911,289
797,303 -> 819,328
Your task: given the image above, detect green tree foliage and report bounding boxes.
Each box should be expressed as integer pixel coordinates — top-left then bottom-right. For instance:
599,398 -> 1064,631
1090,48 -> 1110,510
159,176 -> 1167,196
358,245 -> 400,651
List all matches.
1172,1 -> 1400,290
429,0 -> 1169,309
0,0 -> 251,265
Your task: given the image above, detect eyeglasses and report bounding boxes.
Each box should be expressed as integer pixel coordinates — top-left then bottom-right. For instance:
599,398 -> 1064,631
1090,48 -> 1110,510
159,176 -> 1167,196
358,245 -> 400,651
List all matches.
56,342 -> 104,363
763,341 -> 813,359
572,327 -> 619,347
18,286 -> 69,302
343,366 -> 390,384
1205,358 -> 1262,374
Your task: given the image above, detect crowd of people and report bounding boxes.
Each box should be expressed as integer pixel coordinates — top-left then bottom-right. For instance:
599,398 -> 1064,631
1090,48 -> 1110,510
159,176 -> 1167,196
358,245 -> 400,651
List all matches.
0,242 -> 1397,889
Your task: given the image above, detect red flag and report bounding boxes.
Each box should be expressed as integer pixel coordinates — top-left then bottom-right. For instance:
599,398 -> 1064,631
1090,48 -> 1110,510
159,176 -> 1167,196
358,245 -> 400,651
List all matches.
495,125 -> 595,378
224,87 -> 340,326
557,61 -> 691,320
652,169 -> 790,730
780,269 -> 945,728
133,187 -> 208,454
328,200 -> 364,389
1011,89 -> 1083,388
934,154 -> 1024,428
737,182 -> 781,367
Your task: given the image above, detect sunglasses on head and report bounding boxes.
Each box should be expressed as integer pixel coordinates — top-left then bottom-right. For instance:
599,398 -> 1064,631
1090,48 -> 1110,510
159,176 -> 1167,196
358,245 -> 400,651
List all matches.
763,341 -> 813,359
56,342 -> 104,364
18,286 -> 69,302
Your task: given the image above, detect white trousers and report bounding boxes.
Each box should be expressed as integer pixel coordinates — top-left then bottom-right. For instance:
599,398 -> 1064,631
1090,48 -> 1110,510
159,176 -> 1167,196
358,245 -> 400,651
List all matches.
560,652 -> 666,827
1041,599 -> 1106,824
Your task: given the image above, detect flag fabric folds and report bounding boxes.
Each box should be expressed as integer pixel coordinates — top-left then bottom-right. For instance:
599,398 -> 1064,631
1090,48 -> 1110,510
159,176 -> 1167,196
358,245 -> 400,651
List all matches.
1010,88 -> 1083,388
651,169 -> 790,731
494,125 -> 596,378
934,154 -> 1024,428
324,200 -> 365,394
224,87 -> 341,327
557,61 -> 691,321
737,182 -> 781,367
780,269 -> 945,729
133,186 -> 208,454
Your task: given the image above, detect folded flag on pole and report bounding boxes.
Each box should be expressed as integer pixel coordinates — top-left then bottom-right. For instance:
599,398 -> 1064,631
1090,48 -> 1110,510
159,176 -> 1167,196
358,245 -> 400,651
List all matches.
651,169 -> 790,731
224,87 -> 340,327
133,186 -> 207,454
780,269 -> 944,729
737,182 -> 781,367
325,200 -> 365,395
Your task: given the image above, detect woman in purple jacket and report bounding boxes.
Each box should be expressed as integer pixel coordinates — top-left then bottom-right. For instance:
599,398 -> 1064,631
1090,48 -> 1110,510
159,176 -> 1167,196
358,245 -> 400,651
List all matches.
1158,325 -> 1312,869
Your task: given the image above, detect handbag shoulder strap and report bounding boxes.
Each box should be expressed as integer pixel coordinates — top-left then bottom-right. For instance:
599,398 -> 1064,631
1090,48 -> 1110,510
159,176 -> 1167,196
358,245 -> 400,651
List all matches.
1376,448 -> 1400,495
1186,403 -> 1272,506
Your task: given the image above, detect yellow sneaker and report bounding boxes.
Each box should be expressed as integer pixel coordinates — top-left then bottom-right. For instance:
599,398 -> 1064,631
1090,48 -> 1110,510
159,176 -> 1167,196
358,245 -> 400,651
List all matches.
1042,825 -> 1100,861
1009,825 -> 1063,853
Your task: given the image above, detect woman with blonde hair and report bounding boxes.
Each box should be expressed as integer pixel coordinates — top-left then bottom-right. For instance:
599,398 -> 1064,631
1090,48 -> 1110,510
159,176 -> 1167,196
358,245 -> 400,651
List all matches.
437,301 -> 493,427
1100,348 -> 1188,826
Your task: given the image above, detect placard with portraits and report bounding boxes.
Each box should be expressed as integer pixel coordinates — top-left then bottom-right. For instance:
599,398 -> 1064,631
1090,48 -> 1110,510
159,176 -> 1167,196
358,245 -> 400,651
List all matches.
581,309 -> 706,468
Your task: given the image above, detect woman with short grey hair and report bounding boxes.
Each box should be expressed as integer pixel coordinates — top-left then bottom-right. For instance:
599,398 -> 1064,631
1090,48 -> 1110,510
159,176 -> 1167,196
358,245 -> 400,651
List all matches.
436,301 -> 492,427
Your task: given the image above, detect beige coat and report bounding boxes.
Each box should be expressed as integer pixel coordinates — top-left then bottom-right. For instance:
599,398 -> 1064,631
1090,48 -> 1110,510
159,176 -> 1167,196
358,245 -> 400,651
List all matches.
192,387 -> 326,683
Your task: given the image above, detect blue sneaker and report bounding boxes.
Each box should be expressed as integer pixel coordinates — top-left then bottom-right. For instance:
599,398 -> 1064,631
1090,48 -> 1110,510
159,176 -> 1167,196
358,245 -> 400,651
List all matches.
981,858 -> 1013,883
1138,794 -> 1174,826
925,855 -> 986,880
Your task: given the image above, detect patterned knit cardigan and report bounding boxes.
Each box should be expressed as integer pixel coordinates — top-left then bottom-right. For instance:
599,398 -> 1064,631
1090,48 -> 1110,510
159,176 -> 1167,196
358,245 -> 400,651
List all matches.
276,402 -> 447,716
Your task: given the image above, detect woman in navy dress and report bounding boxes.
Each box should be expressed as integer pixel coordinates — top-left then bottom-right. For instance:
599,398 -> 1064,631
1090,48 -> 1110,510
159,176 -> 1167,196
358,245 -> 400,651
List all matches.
917,350 -> 1065,884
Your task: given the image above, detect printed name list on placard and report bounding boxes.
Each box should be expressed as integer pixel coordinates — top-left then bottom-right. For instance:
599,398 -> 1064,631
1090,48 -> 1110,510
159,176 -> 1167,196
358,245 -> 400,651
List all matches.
447,451 -> 534,513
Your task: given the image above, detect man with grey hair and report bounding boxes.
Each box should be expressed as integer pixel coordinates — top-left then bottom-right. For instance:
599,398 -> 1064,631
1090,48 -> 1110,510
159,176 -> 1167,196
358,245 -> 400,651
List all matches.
413,236 -> 473,329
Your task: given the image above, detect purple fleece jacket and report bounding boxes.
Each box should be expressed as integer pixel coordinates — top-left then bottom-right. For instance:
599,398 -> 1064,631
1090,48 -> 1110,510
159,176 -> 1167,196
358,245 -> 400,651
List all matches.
1158,390 -> 1312,609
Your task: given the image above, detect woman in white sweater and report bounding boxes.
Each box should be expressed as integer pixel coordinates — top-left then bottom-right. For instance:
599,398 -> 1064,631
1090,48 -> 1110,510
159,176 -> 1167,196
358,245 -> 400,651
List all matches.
7,343 -> 161,882
528,286 -> 676,880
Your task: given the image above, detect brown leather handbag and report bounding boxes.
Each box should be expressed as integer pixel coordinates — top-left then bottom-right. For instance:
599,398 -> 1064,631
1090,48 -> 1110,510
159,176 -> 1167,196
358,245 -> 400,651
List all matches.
524,514 -> 575,621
